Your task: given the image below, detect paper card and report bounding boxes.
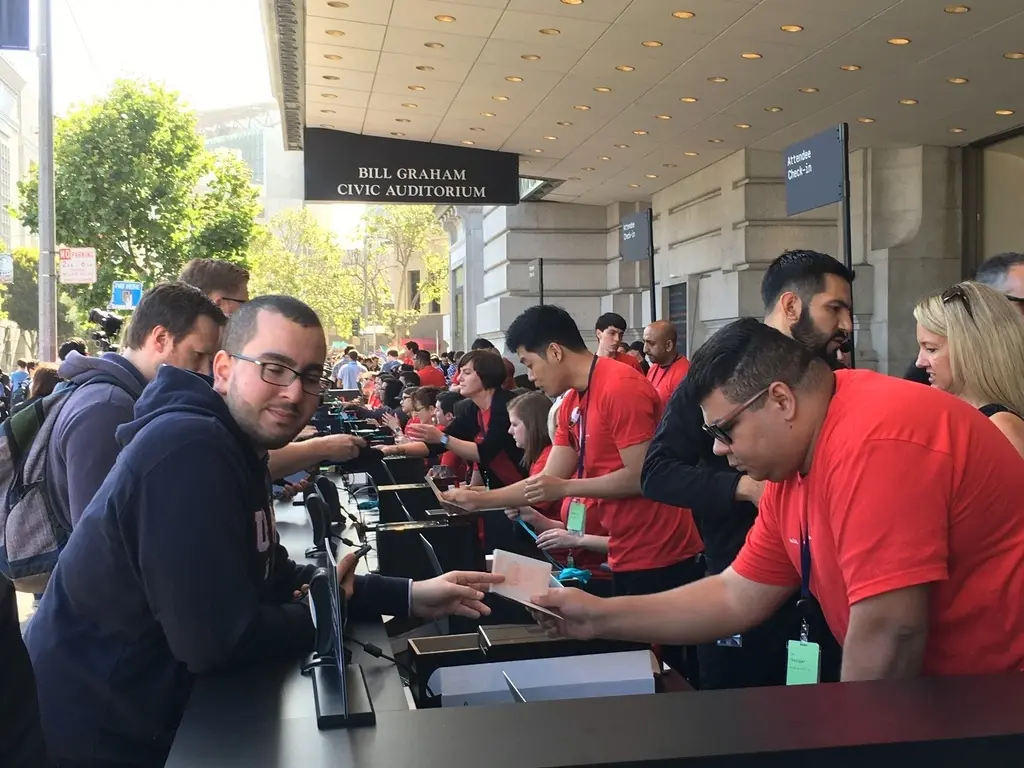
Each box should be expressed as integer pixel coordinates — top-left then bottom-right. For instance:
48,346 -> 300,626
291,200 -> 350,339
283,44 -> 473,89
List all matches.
491,549 -> 561,617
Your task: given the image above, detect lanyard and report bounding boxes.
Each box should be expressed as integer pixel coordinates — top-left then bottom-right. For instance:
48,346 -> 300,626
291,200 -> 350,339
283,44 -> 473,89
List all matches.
574,356 -> 598,479
797,495 -> 812,642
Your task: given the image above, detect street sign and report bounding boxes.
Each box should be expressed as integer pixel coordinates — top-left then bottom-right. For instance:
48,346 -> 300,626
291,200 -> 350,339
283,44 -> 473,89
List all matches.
110,280 -> 144,311
58,246 -> 97,284
0,0 -> 30,51
620,210 -> 652,263
0,252 -> 12,284
783,126 -> 846,216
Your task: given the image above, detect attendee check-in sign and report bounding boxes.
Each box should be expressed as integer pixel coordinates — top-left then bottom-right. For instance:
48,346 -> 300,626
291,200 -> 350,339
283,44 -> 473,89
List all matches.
783,127 -> 845,216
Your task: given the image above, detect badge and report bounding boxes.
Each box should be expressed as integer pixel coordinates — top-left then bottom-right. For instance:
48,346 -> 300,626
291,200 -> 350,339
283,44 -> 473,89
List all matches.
785,640 -> 820,685
566,498 -> 586,536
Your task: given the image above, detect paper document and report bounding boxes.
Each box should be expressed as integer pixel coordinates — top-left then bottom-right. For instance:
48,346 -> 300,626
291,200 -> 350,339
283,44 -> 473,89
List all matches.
491,549 -> 562,617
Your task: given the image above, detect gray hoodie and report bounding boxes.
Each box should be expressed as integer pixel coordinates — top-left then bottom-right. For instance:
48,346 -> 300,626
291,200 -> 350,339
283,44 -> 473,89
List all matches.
49,352 -> 148,527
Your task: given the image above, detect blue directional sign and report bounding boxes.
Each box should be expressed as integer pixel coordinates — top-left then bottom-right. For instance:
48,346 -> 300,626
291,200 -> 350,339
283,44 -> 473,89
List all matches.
0,0 -> 30,50
110,281 -> 144,311
783,126 -> 846,216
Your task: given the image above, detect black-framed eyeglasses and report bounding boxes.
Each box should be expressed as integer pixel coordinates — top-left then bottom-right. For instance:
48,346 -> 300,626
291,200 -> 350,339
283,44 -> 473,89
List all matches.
221,296 -> 248,305
231,354 -> 329,396
941,284 -> 973,320
702,387 -> 770,445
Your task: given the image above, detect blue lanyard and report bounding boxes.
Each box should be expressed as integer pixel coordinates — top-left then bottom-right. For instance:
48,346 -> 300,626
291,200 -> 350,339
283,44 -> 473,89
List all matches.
575,356 -> 598,479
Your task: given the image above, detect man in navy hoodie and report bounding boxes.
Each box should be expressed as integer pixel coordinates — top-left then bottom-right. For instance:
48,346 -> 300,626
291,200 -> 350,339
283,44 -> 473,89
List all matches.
26,295 -> 503,767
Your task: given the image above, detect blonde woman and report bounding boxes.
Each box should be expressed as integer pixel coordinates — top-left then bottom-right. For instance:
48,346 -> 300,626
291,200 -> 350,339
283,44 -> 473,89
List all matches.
914,280 -> 1024,456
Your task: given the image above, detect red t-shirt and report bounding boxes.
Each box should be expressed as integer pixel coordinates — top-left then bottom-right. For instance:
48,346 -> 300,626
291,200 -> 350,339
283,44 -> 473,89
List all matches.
555,357 -> 702,572
611,350 -> 643,372
732,369 -> 1024,677
417,365 -> 447,389
439,424 -> 468,482
403,415 -> 420,437
646,355 -> 690,406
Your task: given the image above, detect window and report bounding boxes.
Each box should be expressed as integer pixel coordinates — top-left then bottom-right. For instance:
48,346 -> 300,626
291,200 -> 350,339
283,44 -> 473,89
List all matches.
667,282 -> 687,356
408,269 -> 421,311
0,142 -> 11,248
428,298 -> 441,314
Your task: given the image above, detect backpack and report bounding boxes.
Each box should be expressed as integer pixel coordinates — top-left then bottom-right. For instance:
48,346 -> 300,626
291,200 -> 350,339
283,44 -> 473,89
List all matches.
0,374 -> 134,592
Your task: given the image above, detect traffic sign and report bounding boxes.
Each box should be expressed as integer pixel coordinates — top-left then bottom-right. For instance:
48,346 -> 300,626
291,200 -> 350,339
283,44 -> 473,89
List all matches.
58,246 -> 97,284
0,252 -> 12,284
110,281 -> 144,311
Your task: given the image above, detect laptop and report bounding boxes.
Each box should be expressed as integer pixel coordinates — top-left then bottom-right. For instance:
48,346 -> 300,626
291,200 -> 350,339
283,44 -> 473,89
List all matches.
503,671 -> 527,703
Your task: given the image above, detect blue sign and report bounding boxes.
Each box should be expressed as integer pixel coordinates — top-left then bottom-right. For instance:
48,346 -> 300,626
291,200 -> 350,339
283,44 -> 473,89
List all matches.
110,281 -> 144,311
0,0 -> 30,50
783,126 -> 846,216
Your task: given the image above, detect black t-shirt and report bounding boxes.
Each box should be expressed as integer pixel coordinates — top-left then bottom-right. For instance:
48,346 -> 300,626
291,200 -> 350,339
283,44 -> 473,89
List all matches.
0,579 -> 47,767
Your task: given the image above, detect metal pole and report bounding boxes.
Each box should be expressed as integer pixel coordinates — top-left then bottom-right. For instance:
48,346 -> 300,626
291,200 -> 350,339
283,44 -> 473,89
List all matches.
37,0 -> 58,361
647,208 -> 657,322
538,257 -> 544,306
839,122 -> 855,369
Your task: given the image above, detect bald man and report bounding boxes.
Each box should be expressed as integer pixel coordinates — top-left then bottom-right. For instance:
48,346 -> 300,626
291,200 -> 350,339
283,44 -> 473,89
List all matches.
642,321 -> 689,405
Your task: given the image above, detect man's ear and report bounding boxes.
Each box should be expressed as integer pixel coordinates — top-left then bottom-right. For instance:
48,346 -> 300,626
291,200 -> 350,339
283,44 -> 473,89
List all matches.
212,349 -> 232,395
767,381 -> 798,422
778,291 -> 803,324
149,326 -> 171,355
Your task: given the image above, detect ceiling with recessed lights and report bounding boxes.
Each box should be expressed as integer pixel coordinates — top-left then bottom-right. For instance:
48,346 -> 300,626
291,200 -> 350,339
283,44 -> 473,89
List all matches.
263,0 -> 1024,206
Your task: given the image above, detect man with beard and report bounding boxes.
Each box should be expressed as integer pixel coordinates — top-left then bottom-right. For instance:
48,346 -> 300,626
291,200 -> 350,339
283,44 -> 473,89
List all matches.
640,249 -> 851,689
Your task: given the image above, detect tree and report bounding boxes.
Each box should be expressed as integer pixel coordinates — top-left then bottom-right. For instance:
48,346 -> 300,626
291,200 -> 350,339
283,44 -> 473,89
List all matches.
247,209 -> 363,337
0,247 -> 78,337
16,79 -> 259,311
355,205 -> 448,339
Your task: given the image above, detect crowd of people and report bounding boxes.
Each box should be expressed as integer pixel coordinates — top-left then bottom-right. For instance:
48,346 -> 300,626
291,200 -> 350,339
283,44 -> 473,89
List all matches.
6,247 -> 1024,766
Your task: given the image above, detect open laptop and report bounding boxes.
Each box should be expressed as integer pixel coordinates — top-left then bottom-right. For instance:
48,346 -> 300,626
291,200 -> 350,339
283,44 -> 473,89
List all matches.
503,671 -> 527,703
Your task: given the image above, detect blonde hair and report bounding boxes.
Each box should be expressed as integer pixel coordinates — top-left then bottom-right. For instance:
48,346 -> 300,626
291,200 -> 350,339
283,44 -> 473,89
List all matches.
914,280 -> 1024,414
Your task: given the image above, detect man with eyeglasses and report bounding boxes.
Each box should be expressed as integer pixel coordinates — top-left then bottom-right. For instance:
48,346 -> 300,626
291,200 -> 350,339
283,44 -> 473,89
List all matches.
25,295 -> 503,767
535,319 -> 1024,683
640,250 -> 851,689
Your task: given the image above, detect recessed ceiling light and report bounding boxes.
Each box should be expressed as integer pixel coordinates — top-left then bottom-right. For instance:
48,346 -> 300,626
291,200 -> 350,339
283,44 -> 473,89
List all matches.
598,155 -> 611,160
521,159 -> 531,164
539,28 -> 561,35
840,64 -> 861,71
765,106 -> 783,112
461,139 -> 475,145
531,148 -> 543,153
326,29 -> 345,37
574,104 -> 591,110
1005,52 -> 1024,59
435,14 -> 456,22
672,11 -> 695,19
946,77 -> 968,84
581,166 -> 595,171
480,111 -> 496,117
561,0 -> 583,5
615,65 -> 635,72
899,98 -> 918,105
887,37 -> 911,45
424,42 -> 444,49
408,85 -> 425,91
402,102 -> 418,108
781,24 -> 803,32
944,4 -> 970,12
734,123 -> 750,129
949,127 -> 966,133
996,109 -> 1015,116
680,96 -> 698,103
493,95 -> 509,101
799,87 -> 819,93
594,86 -> 612,93
324,54 -> 343,61
633,129 -> 648,135
395,118 -> 411,123
543,135 -> 557,140
327,1 -> 348,7
741,52 -> 762,59
683,151 -> 699,156
857,117 -> 875,123
655,114 -> 672,120
522,54 -> 541,61
708,76 -> 728,83
506,75 -> 523,83
614,143 -> 629,148
320,109 -> 336,114
628,183 -> 641,188
708,138 -> 723,143
642,40 -> 663,47
663,163 -> 678,167
416,65 -> 434,71
645,173 -> 658,179
568,176 -> 581,181
323,75 -> 340,80
469,127 -> 485,132
556,121 -> 573,127
321,93 -> 338,99
391,132 -> 405,137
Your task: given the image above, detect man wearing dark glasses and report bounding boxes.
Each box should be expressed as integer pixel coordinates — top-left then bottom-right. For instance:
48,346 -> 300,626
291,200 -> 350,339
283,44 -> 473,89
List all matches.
640,249 -> 851,689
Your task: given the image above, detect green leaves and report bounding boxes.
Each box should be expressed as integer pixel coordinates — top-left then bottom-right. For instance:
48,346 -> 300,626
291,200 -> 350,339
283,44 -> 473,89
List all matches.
0,247 -> 77,336
15,79 -> 258,311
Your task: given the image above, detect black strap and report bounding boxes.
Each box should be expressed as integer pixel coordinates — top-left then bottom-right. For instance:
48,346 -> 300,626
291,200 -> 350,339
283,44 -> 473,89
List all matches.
980,403 -> 1020,418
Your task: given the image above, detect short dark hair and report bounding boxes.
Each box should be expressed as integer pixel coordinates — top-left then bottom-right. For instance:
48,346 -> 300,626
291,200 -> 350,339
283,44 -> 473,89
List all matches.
415,349 -> 432,366
760,250 -> 854,312
471,338 -> 496,350
506,305 -> 588,356
381,377 -> 404,408
221,295 -> 322,355
399,371 -> 421,387
683,317 -> 821,405
413,386 -> 441,410
405,340 -> 420,353
402,386 -> 419,399
595,312 -> 627,332
458,349 -> 508,390
975,252 -> 1024,289
437,390 -> 464,415
387,349 -> 399,357
58,338 -> 87,360
348,350 -> 359,361
178,258 -> 249,297
124,282 -> 227,351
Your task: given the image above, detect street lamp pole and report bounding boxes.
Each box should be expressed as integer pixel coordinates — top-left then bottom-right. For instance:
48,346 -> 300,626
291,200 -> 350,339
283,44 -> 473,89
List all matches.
37,0 -> 58,361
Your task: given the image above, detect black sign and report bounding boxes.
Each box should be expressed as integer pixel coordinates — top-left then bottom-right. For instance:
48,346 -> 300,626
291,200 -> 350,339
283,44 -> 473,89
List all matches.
0,0 -> 30,50
620,209 -> 652,263
304,128 -> 520,205
783,126 -> 846,216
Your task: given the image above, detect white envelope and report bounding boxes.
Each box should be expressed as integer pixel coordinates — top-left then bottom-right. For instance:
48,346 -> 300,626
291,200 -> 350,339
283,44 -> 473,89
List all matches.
491,549 -> 562,617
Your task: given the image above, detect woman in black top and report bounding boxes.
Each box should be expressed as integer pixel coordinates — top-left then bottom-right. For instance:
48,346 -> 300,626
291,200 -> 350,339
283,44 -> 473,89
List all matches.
407,350 -> 525,488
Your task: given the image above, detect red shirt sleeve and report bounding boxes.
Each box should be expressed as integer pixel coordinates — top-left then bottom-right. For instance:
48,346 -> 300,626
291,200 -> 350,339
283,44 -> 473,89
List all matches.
604,380 -> 658,450
731,485 -> 801,587
826,438 -> 950,605
554,396 -> 574,448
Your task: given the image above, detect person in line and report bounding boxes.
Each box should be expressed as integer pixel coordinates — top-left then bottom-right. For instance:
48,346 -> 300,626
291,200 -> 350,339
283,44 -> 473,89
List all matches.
594,312 -> 643,372
468,337 -> 517,389
535,319 -> 1024,682
403,340 -> 420,366
333,348 -> 367,390
57,338 -> 88,361
25,296 -> 503,767
627,340 -> 649,374
408,350 -> 525,489
178,258 -> 250,316
642,321 -> 689,405
0,577 -> 47,767
975,251 -> 1024,311
9,358 -> 29,391
641,249 -> 851,688
414,349 -> 447,388
381,348 -> 401,374
914,280 -> 1024,456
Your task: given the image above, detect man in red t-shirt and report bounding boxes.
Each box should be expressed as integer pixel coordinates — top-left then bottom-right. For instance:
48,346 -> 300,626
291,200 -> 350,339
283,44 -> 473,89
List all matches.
535,319 -> 1024,681
595,312 -> 643,372
414,350 -> 447,389
642,320 -> 689,406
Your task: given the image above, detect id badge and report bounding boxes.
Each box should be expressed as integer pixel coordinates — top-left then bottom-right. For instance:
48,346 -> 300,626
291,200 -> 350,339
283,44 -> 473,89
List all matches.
566,498 -> 587,537
785,640 -> 820,685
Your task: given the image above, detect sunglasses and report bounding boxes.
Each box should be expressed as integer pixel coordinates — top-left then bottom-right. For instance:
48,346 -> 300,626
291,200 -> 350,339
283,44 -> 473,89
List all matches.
702,387 -> 769,445
941,284 -> 973,320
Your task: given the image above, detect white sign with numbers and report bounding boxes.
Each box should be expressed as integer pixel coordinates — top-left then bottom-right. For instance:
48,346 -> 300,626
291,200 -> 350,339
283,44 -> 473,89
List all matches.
58,246 -> 97,284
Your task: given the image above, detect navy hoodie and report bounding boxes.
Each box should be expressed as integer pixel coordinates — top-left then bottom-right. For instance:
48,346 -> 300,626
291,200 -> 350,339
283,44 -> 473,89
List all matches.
25,366 -> 411,765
